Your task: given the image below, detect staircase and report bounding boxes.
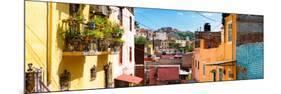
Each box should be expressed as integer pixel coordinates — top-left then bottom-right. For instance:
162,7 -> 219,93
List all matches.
25,64 -> 50,93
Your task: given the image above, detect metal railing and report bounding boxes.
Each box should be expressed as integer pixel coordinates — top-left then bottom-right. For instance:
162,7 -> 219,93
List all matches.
25,64 -> 50,93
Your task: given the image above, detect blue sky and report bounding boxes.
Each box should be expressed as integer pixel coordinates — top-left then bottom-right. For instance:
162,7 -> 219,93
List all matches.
135,8 -> 222,32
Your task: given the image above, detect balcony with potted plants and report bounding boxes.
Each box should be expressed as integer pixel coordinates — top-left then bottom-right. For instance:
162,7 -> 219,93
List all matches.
61,15 -> 124,56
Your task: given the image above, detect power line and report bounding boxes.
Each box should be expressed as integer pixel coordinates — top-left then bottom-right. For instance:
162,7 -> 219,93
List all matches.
194,11 -> 220,22
136,12 -> 162,28
122,13 -> 154,30
193,11 -> 222,31
213,23 -> 222,31
135,20 -> 154,30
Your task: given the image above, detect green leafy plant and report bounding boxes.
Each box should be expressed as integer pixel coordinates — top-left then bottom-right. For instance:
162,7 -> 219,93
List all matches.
61,30 -> 82,51
93,15 -> 108,28
61,13 -> 126,52
112,24 -> 124,38
111,38 -> 124,52
75,15 -> 85,23
135,36 -> 149,45
115,38 -> 124,44
168,42 -> 180,49
184,45 -> 193,52
91,31 -> 104,39
61,30 -> 82,42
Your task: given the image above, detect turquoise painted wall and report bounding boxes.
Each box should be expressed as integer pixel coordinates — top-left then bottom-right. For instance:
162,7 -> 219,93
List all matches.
236,42 -> 264,80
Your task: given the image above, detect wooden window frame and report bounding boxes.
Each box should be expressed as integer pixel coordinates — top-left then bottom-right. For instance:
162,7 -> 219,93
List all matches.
129,47 -> 132,62
119,46 -> 123,64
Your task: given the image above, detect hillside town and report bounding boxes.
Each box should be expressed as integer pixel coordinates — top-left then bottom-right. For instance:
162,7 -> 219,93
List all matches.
25,1 -> 264,93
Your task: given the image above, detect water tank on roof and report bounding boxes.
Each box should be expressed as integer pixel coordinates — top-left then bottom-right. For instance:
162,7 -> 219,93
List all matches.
204,23 -> 211,32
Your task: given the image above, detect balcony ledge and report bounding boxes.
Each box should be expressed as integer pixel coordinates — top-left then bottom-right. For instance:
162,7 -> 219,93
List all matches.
63,51 -> 119,56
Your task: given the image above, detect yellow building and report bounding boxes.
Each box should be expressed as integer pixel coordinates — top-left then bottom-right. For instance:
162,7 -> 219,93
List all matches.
192,14 -> 237,82
145,44 -> 154,55
25,1 -> 140,93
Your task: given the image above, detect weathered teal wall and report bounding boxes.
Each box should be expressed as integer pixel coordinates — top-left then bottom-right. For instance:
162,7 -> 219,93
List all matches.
236,42 -> 264,80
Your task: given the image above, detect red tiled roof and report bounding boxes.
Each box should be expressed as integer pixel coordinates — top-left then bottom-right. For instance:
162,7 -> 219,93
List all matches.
149,67 -> 157,85
144,57 -> 154,61
115,74 -> 143,84
174,55 -> 182,57
157,67 -> 179,81
161,55 -> 174,59
137,28 -> 147,33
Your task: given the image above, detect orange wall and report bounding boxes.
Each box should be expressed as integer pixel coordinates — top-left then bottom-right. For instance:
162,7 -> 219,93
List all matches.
192,14 -> 237,82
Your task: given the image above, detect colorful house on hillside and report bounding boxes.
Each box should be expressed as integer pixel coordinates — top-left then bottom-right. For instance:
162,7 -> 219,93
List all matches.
147,62 -> 181,85
25,1 -> 140,93
192,16 -> 237,82
135,28 -> 154,55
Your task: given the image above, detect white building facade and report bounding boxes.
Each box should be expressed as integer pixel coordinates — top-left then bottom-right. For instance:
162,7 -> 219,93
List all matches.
108,6 -> 136,82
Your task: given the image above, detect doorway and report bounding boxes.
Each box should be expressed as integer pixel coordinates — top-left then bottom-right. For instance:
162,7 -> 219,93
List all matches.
213,71 -> 216,82
219,68 -> 223,81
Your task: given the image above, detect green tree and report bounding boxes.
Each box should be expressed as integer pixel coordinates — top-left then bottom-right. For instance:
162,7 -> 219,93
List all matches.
185,45 -> 193,52
169,42 -> 180,49
176,31 -> 194,40
135,36 -> 149,45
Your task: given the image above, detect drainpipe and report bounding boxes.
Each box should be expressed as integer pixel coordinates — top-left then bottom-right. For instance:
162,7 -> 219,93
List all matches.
46,2 -> 49,86
46,2 -> 53,86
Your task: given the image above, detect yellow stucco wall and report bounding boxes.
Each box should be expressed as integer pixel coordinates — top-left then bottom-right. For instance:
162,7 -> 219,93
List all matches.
59,55 -> 108,90
48,3 -> 110,91
25,1 -> 119,91
47,2 -> 69,91
25,1 -> 48,84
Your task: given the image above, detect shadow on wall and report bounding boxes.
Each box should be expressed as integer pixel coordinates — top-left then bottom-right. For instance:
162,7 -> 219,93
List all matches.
56,3 -> 70,51
58,56 -> 86,81
57,54 -> 109,89
96,54 -> 109,72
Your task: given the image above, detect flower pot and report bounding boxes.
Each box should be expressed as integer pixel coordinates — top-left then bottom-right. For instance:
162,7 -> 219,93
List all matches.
89,42 -> 97,52
67,43 -> 74,51
107,47 -> 111,52
73,39 -> 80,51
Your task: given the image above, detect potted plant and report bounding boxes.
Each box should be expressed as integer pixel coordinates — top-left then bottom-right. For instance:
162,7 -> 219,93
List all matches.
110,24 -> 124,53
111,24 -> 124,38
110,23 -> 124,52
93,30 -> 105,51
61,14 -> 86,52
101,22 -> 114,52
112,38 -> 124,53
61,30 -> 82,51
81,15 -> 108,54
82,30 -> 104,55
